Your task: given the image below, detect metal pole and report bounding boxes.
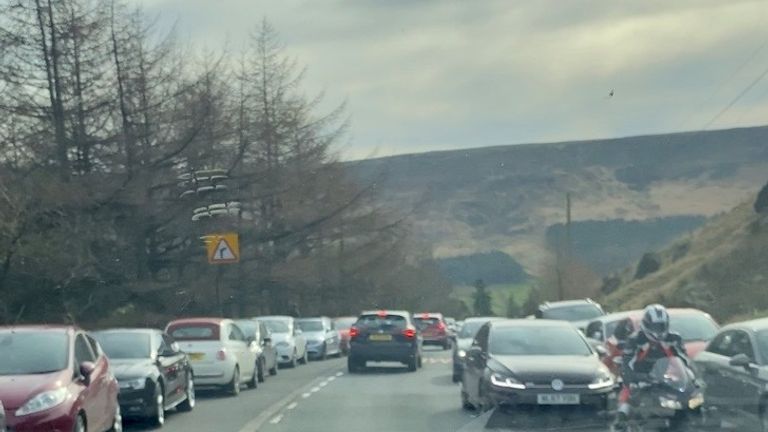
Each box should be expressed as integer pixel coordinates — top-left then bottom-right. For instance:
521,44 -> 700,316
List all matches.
216,266 -> 224,316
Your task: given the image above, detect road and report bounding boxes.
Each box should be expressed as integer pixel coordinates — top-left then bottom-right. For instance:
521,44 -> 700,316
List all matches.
126,346 -> 614,432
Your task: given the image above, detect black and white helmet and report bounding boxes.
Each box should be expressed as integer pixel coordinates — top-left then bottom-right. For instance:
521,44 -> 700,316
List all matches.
641,304 -> 669,342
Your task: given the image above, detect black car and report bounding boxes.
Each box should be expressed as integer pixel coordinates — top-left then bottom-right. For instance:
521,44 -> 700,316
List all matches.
93,329 -> 195,427
453,317 -> 504,383
348,310 -> 423,373
461,319 -> 614,412
695,317 -> 768,430
235,319 -> 279,381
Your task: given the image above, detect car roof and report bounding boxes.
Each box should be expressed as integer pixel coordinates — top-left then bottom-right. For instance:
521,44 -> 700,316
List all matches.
296,317 -> 327,321
539,299 -> 600,310
93,328 -> 160,334
721,317 -> 768,332
256,315 -> 294,320
590,310 -> 642,324
463,316 -> 503,323
415,312 -> 443,318
0,325 -> 77,333
491,319 -> 578,329
167,317 -> 228,326
360,310 -> 410,317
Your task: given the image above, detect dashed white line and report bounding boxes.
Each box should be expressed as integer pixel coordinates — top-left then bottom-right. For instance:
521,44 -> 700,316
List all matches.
301,392 -> 311,399
319,381 -> 328,387
310,386 -> 321,393
269,414 -> 283,425
335,371 -> 343,377
286,402 -> 298,410
328,376 -> 336,382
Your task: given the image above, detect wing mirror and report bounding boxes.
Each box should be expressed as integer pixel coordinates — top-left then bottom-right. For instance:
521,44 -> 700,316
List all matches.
729,353 -> 752,369
593,344 -> 608,358
79,361 -> 96,385
263,336 -> 272,344
590,331 -> 603,341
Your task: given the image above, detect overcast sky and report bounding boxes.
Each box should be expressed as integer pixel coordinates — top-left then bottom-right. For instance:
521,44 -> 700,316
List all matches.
134,0 -> 768,159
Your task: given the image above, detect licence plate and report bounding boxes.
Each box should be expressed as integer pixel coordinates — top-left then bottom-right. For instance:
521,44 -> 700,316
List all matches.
188,352 -> 205,361
369,334 -> 392,341
537,393 -> 580,405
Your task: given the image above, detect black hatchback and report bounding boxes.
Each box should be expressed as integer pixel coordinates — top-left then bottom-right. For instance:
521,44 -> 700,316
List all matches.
348,310 -> 423,372
93,328 -> 195,427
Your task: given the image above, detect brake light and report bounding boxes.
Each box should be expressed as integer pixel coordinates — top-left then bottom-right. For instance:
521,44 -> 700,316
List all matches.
437,322 -> 446,331
216,349 -> 227,361
421,313 -> 429,319
377,310 -> 387,318
349,326 -> 359,339
402,328 -> 416,339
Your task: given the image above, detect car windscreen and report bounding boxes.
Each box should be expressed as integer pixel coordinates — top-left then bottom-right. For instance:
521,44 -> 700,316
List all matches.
458,321 -> 488,338
357,315 -> 407,330
333,318 -> 357,330
168,324 -> 220,341
489,326 -> 592,356
93,332 -> 151,359
261,320 -> 290,334
298,321 -> 324,332
542,305 -> 603,321
670,314 -> 718,342
0,331 -> 69,375
755,330 -> 768,360
414,317 -> 439,328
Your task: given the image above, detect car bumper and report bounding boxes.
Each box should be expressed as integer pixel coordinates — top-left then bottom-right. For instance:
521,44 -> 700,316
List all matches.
350,343 -> 417,362
275,345 -> 297,363
188,362 -> 232,386
4,402 -> 76,432
118,387 -> 155,418
422,335 -> 448,345
488,385 -> 614,409
306,343 -> 325,355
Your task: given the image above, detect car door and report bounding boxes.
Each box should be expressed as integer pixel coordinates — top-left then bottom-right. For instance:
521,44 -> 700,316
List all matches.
720,330 -> 764,425
464,323 -> 490,404
75,333 -> 106,431
157,332 -> 184,405
229,324 -> 254,379
697,330 -> 737,411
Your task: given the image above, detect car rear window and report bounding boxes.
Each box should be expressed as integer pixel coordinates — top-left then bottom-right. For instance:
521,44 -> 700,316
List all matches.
357,314 -> 407,330
167,323 -> 220,341
541,305 -> 603,321
414,317 -> 440,326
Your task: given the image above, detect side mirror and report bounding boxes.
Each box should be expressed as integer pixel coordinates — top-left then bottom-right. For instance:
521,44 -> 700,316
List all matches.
263,337 -> 272,344
590,331 -> 603,341
594,344 -> 608,358
729,353 -> 752,368
79,361 -> 96,385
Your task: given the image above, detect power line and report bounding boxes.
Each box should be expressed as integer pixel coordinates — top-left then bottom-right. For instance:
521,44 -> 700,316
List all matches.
702,63 -> 768,130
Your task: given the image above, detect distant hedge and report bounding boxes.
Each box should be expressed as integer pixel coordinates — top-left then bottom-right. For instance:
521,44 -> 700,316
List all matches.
436,251 -> 529,286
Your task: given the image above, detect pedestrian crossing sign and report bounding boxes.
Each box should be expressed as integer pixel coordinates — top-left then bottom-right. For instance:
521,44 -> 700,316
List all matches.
204,233 -> 240,264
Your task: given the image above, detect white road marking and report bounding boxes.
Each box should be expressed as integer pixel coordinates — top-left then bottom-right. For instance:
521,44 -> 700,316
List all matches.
310,386 -> 321,393
286,402 -> 298,410
269,415 -> 283,425
301,392 -> 311,399
328,376 -> 336,381
335,372 -> 343,377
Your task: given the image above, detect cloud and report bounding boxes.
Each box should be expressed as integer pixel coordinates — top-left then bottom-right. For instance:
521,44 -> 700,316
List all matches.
132,0 -> 768,159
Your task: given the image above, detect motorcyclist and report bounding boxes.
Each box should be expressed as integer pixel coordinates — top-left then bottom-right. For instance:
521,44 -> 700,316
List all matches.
616,304 -> 689,429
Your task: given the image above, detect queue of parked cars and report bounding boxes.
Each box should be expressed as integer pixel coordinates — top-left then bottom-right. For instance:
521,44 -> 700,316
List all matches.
0,314 -> 349,431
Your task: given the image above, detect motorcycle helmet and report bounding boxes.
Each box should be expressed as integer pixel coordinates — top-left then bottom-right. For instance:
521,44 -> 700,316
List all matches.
641,304 -> 669,342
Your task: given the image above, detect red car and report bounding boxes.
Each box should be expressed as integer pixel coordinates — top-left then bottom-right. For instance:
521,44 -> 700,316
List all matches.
333,317 -> 357,355
595,308 -> 719,375
0,326 -> 122,432
413,312 -> 451,350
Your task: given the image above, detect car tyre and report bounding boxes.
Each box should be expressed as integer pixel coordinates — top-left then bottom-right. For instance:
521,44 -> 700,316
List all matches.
247,363 -> 258,389
269,356 -> 278,376
107,405 -> 123,432
460,386 -> 473,411
418,355 -> 423,368
177,374 -> 195,412
257,358 -> 266,382
348,356 -> 363,373
442,340 -> 451,350
227,366 -> 241,396
407,356 -> 418,372
147,383 -> 165,428
452,371 -> 461,383
73,413 -> 86,432
320,343 -> 328,361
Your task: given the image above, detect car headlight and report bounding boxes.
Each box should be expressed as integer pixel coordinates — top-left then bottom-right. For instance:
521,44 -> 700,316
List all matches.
457,349 -> 467,358
15,387 -> 70,416
588,368 -> 615,390
490,373 -> 526,390
118,378 -> 147,390
688,393 -> 704,410
659,396 -> 683,410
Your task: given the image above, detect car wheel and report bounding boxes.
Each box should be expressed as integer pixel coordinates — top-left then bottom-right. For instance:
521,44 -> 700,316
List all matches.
452,371 -> 461,383
107,404 -> 123,432
443,340 -> 451,350
177,374 -> 195,412
257,358 -> 266,382
348,356 -> 363,373
407,356 -> 418,372
418,355 -> 423,368
147,383 -> 165,427
321,343 -> 328,361
73,413 -> 86,432
247,362 -> 258,389
227,366 -> 241,396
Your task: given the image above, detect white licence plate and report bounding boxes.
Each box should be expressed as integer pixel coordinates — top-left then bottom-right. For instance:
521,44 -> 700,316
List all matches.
537,393 -> 580,405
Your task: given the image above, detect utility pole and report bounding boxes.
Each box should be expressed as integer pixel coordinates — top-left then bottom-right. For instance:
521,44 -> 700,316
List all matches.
556,192 -> 572,301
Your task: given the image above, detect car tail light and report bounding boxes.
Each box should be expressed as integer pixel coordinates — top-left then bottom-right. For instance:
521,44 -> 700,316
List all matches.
349,326 -> 359,339
437,322 -> 446,332
377,310 -> 387,318
216,349 -> 227,361
402,328 -> 416,339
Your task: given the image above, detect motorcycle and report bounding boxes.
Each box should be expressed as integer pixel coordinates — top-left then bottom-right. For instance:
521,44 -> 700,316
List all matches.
618,357 -> 704,431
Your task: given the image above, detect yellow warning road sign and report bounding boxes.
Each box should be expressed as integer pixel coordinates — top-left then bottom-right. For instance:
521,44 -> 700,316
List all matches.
204,233 -> 240,264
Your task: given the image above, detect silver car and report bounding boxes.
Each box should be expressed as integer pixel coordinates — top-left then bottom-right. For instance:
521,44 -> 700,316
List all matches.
255,316 -> 308,368
297,317 -> 342,360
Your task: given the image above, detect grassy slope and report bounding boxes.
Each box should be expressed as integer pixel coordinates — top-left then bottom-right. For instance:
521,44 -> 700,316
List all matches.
601,199 -> 768,323
452,282 -> 533,317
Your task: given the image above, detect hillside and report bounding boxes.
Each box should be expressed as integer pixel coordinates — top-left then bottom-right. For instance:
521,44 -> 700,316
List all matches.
348,126 -> 768,277
601,196 -> 768,322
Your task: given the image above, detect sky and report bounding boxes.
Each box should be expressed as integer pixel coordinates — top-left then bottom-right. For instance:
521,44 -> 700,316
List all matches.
134,0 -> 768,159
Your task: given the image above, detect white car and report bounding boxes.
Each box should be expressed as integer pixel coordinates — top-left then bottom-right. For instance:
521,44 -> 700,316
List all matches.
255,316 -> 308,367
166,318 -> 259,396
